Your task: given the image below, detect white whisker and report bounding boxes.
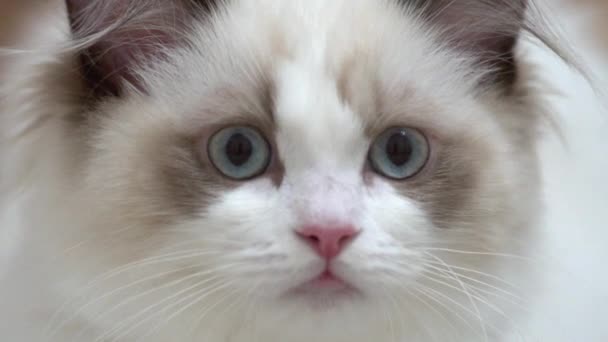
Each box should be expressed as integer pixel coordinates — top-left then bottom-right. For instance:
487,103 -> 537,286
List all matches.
97,278 -> 233,342
46,249 -> 224,336
419,271 -> 528,341
423,251 -> 489,342
412,285 -> 480,336
422,263 -> 525,306
421,248 -> 537,262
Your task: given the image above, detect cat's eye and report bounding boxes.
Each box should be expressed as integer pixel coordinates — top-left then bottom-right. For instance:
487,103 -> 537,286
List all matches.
369,127 -> 429,180
208,126 -> 271,180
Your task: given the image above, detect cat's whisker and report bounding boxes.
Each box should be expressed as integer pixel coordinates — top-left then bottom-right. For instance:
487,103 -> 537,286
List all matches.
420,247 -> 538,262
377,286 -> 399,342
421,262 -> 526,304
390,256 -> 527,310
135,280 -> 242,342
51,259 -> 248,338
419,259 -> 522,291
95,277 -> 234,342
397,239 -> 472,248
411,285 -> 481,337
97,261 -> 245,316
158,230 -> 245,241
78,249 -> 221,285
417,283 -> 513,339
401,284 -> 458,341
240,279 -> 264,340
113,279 -> 237,342
382,272 -> 454,340
380,278 -> 440,342
60,224 -> 141,255
188,285 -> 245,337
48,263 -> 200,338
212,279 -> 262,336
419,273 -> 518,338
183,236 -> 258,246
425,266 -> 526,307
420,268 -> 529,313
418,271 -> 529,341
45,249 -> 225,336
423,251 -> 490,342
67,259 -> 246,338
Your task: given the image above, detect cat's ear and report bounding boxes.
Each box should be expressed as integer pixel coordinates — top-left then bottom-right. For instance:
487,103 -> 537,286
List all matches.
408,0 -> 528,88
66,0 -> 216,97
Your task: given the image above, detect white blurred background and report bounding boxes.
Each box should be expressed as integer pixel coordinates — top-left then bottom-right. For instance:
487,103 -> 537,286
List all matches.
518,1 -> 608,340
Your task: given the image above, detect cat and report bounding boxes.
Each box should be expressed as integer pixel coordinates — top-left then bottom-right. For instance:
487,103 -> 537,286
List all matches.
0,0 -> 591,341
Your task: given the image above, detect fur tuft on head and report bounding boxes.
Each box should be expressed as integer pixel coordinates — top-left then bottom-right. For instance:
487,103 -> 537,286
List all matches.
59,0 -> 585,96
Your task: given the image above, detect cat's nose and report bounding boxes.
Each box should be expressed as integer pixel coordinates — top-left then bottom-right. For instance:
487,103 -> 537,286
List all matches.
296,225 -> 359,260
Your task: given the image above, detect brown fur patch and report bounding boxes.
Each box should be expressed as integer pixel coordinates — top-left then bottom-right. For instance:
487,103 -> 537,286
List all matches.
415,146 -> 481,228
153,77 -> 279,217
390,138 -> 487,229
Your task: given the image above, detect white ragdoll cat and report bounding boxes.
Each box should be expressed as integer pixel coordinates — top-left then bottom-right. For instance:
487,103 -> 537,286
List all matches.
0,0 -> 605,341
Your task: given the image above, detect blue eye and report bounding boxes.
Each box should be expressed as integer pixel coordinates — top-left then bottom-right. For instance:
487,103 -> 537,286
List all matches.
369,127 -> 429,180
208,126 -> 271,180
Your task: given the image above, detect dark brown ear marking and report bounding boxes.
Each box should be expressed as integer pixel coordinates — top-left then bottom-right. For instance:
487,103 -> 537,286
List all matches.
399,0 -> 528,89
66,0 -> 222,98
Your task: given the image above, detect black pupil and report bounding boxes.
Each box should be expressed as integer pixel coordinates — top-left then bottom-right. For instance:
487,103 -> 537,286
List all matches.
225,133 -> 253,166
386,132 -> 412,166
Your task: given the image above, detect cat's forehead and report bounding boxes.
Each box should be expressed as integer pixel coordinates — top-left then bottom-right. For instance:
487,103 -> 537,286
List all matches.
152,0 -> 489,143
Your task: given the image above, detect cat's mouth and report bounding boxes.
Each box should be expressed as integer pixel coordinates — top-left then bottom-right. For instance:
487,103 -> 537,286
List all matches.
303,270 -> 350,290
287,267 -> 360,303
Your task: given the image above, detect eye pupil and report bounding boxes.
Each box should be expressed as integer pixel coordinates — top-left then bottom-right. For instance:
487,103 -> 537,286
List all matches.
208,126 -> 270,180
225,133 -> 253,166
369,127 -> 429,180
386,133 -> 412,166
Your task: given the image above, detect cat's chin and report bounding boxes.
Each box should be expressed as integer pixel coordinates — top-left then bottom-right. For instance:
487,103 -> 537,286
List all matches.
283,270 -> 362,309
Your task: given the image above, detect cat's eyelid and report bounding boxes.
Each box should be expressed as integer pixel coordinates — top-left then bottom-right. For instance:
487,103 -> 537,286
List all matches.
189,113 -> 275,142
365,120 -> 441,144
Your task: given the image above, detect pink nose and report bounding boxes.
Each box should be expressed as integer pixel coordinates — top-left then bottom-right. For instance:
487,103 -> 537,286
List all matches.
296,225 -> 359,259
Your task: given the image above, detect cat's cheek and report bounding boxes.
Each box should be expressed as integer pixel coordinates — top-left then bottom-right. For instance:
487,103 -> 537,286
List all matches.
200,181 -> 289,236
363,179 -> 434,238
188,183 -> 319,287
326,184 -> 434,292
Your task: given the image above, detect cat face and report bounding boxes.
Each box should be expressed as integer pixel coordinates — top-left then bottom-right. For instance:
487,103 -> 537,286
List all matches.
54,0 -> 542,340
